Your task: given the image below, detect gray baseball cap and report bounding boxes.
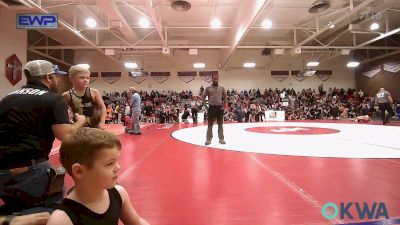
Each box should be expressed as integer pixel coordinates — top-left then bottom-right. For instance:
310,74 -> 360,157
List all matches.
24,60 -> 67,77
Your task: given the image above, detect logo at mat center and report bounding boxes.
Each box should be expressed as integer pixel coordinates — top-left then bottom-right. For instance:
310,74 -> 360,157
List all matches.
321,202 -> 390,221
245,126 -> 340,135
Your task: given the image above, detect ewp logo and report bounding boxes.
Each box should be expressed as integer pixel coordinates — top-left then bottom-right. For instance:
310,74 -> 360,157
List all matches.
322,202 -> 389,221
17,14 -> 58,29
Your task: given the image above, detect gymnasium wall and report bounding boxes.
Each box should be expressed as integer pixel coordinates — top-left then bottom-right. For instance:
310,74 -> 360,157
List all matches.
0,11 -> 357,98
74,49 -> 356,94
356,53 -> 400,100
0,10 -> 27,98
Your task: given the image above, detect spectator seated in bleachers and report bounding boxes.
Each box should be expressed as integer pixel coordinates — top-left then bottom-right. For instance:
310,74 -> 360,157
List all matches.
395,104 -> 400,119
181,108 -> 190,123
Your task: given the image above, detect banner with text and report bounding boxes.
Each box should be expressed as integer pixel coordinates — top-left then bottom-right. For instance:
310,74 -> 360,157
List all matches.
129,70 -> 149,84
383,62 -> 400,73
178,71 -> 197,83
199,71 -> 218,83
316,70 -> 332,82
89,72 -> 98,84
291,70 -> 307,82
362,65 -> 381,78
151,72 -> 170,84
271,70 -> 289,82
101,72 -> 121,84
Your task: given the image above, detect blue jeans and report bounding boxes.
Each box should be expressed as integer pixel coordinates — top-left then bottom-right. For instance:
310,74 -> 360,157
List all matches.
0,161 -> 63,215
132,111 -> 141,134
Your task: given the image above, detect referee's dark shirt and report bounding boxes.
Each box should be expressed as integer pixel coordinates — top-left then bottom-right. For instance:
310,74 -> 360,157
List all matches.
0,81 -> 70,169
376,90 -> 391,104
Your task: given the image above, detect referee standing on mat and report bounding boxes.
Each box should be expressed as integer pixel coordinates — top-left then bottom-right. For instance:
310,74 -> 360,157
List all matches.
202,74 -> 228,145
375,87 -> 395,125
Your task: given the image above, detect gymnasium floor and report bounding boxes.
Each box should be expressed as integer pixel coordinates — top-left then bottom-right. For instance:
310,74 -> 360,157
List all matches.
49,120 -> 400,225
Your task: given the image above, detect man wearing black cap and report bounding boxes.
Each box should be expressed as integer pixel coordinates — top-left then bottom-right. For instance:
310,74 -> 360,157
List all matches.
0,60 -> 86,225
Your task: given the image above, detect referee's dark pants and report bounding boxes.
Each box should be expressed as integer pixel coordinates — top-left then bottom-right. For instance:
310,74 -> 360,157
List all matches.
191,108 -> 198,124
378,103 -> 395,123
206,105 -> 224,141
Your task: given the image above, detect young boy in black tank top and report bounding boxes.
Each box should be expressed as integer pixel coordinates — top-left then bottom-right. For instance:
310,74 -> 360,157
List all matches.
46,128 -> 150,225
62,65 -> 106,129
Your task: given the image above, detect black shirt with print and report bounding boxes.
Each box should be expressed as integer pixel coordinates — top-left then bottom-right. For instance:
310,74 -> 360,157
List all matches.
0,81 -> 70,169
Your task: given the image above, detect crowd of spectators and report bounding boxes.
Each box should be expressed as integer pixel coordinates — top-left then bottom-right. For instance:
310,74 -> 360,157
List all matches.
101,85 -> 400,124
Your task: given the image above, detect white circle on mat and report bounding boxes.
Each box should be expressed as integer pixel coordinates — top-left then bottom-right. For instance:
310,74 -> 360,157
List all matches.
171,122 -> 400,158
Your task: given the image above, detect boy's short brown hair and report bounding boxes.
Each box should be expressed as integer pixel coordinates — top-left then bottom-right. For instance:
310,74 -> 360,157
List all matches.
60,127 -> 121,176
